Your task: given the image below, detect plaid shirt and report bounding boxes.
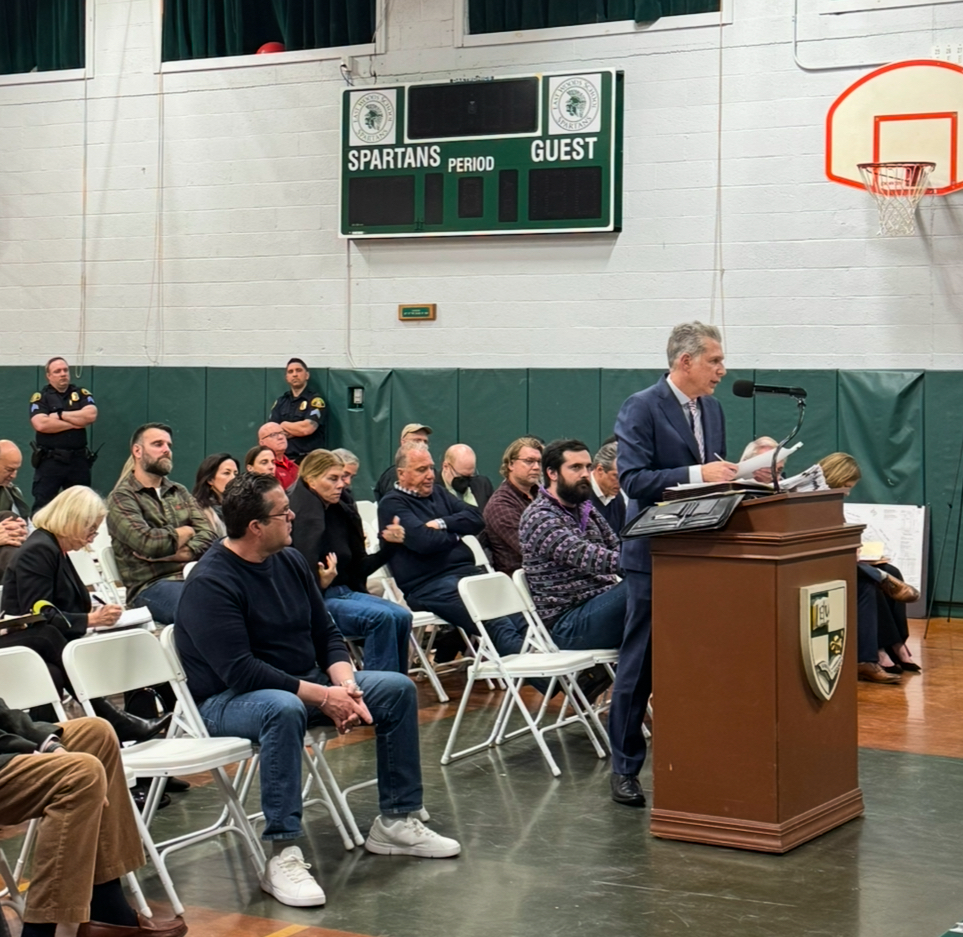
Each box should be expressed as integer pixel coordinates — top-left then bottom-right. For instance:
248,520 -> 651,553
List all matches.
107,473 -> 216,602
482,480 -> 537,575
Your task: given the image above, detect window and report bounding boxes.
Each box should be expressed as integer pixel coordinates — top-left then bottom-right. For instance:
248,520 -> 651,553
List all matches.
0,0 -> 85,77
162,0 -> 376,63
466,0 -> 720,36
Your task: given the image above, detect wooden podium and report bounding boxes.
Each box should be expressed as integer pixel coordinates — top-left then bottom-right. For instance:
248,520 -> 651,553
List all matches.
648,490 -> 865,853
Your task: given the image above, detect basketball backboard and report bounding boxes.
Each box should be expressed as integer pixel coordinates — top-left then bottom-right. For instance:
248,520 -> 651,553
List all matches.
826,59 -> 963,195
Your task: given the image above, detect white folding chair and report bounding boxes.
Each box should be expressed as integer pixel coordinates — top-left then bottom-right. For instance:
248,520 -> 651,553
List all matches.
0,646 -> 156,918
440,573 -> 608,777
462,534 -> 493,572
62,630 -> 266,910
157,625 -> 369,850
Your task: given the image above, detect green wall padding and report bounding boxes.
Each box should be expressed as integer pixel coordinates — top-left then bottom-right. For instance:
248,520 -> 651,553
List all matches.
0,366 -> 41,498
88,367 -> 149,493
459,369 -> 528,482
391,368 -> 460,464
206,367 -> 267,467
529,369 -> 600,451
838,370 -> 924,505
753,370 -> 838,472
328,368 -> 392,497
148,368 -> 207,491
600,369 -> 663,444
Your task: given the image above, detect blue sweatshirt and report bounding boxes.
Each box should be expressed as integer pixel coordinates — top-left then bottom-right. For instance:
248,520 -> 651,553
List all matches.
377,485 -> 484,593
175,541 -> 351,704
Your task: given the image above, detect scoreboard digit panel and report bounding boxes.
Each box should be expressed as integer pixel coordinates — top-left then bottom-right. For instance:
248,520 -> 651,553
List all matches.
340,70 -> 623,238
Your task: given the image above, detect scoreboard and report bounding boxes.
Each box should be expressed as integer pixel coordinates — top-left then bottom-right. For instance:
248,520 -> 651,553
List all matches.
339,70 -> 623,238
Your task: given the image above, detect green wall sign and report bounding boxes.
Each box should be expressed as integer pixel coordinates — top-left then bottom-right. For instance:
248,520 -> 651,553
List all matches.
340,70 -> 623,238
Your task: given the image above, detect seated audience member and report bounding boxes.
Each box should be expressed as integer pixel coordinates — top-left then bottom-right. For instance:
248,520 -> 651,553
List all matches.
258,422 -> 299,490
519,439 -> 626,655
192,453 -> 238,539
175,472 -> 460,908
107,423 -> 216,625
819,452 -> 920,684
740,435 -> 783,483
483,437 -> 544,575
1,486 -> 171,743
331,448 -> 360,493
289,450 -> 411,674
440,444 -> 494,510
378,443 -> 526,661
246,445 -> 276,476
589,441 -> 626,534
0,704 -> 186,937
0,439 -> 29,575
373,424 -> 432,499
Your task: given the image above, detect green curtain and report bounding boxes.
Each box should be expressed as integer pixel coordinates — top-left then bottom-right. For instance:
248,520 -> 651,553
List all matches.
468,0 -> 718,32
0,0 -> 84,75
162,0 -> 374,62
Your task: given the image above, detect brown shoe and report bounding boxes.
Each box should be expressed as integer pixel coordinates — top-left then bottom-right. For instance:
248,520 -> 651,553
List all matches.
857,662 -> 901,685
879,573 -> 920,604
77,913 -> 187,937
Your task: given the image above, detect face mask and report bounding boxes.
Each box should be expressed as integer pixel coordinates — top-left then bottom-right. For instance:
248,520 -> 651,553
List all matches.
451,474 -> 473,494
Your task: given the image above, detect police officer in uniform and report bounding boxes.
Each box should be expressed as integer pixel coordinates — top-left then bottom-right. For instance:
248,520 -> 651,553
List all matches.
29,357 -> 98,511
269,357 -> 326,462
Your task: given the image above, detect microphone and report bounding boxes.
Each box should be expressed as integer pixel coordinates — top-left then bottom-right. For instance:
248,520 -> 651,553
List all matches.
732,379 -> 807,399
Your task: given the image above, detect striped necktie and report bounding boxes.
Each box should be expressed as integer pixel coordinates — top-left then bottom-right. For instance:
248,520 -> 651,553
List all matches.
687,399 -> 705,462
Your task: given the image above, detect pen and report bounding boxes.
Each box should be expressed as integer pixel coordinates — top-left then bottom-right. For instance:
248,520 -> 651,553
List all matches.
713,452 -> 723,462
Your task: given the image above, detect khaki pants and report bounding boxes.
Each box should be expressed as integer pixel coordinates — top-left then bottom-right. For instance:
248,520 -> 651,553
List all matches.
0,717 -> 145,923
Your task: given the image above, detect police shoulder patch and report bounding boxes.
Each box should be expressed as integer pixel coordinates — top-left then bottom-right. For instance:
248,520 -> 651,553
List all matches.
311,396 -> 325,408
81,388 -> 91,396
30,392 -> 41,403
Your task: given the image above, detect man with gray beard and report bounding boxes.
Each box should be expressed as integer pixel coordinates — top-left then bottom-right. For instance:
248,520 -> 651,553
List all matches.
107,422 -> 216,624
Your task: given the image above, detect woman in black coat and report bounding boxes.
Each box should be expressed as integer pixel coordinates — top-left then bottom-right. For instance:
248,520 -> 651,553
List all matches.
289,450 -> 412,674
0,486 -> 170,742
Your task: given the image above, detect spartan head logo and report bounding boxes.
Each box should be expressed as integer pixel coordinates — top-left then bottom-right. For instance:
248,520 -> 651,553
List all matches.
550,75 -> 601,134
565,89 -> 587,120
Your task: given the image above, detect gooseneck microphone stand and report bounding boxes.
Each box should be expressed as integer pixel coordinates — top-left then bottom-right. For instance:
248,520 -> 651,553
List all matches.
770,395 -> 807,495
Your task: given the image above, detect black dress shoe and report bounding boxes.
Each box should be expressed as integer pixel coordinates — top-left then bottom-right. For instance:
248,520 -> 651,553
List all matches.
90,699 -> 173,744
577,666 -> 613,706
610,773 -> 647,807
132,785 -> 171,812
164,777 -> 191,793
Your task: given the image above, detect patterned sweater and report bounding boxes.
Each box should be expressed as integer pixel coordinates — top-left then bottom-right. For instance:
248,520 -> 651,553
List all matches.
518,488 -> 621,627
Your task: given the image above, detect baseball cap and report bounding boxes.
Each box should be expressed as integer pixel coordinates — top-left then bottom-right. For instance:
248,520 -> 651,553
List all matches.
401,423 -> 433,439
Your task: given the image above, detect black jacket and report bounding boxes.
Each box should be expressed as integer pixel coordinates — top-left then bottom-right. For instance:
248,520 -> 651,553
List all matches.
0,701 -> 63,771
288,479 -> 385,594
0,528 -> 90,635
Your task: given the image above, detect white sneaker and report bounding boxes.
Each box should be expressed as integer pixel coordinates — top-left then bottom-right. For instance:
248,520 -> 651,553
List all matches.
260,845 -> 326,906
365,814 -> 461,858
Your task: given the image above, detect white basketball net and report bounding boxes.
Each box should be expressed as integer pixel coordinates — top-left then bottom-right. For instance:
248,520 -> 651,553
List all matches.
857,162 -> 935,237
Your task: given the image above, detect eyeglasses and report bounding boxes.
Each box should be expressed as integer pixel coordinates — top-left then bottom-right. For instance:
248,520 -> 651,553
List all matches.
262,509 -> 294,521
263,432 -> 286,439
515,458 -> 542,466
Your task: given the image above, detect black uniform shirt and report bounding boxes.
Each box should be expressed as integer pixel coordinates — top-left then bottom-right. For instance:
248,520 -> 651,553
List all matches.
269,389 -> 326,458
30,383 -> 95,451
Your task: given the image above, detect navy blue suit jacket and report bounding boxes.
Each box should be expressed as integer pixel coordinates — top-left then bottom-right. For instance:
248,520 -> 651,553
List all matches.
615,375 -> 726,573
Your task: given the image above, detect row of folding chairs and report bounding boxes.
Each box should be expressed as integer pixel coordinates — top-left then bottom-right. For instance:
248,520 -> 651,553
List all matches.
0,626 -> 373,919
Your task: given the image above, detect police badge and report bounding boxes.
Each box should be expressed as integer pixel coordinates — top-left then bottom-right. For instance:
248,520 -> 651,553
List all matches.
799,581 -> 847,702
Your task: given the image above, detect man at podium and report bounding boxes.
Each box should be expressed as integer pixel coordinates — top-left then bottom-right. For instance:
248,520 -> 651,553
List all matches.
609,322 -> 737,807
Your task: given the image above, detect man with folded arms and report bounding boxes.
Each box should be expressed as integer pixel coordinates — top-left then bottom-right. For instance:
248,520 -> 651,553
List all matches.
175,472 -> 460,909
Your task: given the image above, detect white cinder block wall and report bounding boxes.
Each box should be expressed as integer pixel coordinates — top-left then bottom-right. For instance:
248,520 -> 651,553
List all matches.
1,0 -> 961,370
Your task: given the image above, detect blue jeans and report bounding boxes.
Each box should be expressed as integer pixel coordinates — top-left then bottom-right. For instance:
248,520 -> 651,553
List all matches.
405,567 -> 527,657
132,578 -> 184,625
198,667 -> 422,840
324,586 -> 412,674
550,581 -> 627,651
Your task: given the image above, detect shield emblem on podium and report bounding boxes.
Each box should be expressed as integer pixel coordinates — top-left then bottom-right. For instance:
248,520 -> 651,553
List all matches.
800,581 -> 847,702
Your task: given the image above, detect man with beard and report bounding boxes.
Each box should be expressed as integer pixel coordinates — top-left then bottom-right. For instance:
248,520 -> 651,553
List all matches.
518,439 -> 626,659
107,423 -> 216,624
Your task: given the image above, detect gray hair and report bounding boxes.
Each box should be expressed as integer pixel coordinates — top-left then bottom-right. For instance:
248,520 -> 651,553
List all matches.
666,321 -> 721,369
331,448 -> 359,467
740,436 -> 778,462
395,441 -> 429,469
593,441 -> 618,472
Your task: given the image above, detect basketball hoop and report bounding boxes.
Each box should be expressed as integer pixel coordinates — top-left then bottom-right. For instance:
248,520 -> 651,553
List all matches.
857,161 -> 935,237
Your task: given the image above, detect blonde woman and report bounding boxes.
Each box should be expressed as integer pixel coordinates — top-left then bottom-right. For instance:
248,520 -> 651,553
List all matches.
0,486 -> 171,741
